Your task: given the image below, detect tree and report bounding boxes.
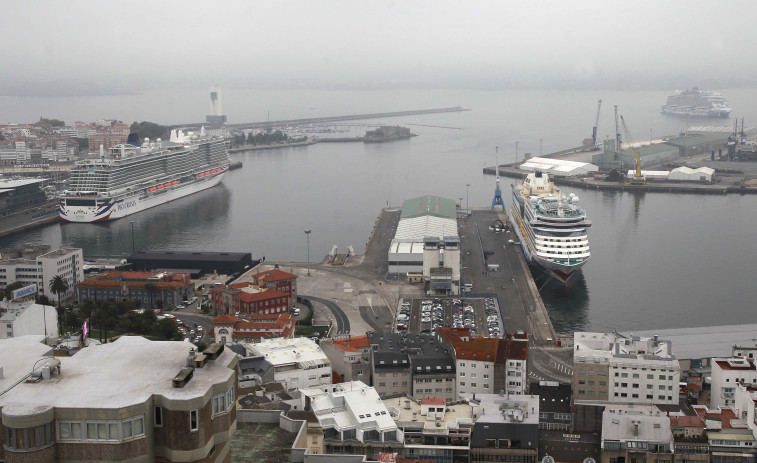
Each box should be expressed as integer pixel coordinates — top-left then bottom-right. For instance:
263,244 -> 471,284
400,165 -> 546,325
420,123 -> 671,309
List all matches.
49,275 -> 70,334
144,283 -> 158,309
3,281 -> 25,300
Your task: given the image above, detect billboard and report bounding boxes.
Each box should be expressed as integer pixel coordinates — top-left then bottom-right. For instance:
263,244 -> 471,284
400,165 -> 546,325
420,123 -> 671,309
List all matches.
11,284 -> 37,300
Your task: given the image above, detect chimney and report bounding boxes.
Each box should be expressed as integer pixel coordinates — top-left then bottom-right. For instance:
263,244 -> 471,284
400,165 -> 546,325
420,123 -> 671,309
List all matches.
186,348 -> 197,368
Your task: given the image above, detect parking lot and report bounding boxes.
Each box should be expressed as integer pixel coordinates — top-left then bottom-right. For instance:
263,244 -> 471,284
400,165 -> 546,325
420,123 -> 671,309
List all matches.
395,296 -> 503,338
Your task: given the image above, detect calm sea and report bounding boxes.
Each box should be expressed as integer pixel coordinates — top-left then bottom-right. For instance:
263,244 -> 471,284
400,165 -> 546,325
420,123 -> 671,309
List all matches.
3,86 -> 757,333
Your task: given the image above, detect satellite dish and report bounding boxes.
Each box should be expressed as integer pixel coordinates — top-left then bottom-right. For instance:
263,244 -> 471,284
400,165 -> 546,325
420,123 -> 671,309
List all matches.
584,458 -> 597,463
542,456 -> 555,463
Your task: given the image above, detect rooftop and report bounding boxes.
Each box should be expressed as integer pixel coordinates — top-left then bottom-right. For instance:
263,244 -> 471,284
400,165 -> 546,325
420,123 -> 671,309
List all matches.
251,268 -> 298,282
467,393 -> 539,425
602,409 -> 672,443
635,324 -> 757,361
0,336 -> 53,393
246,337 -> 328,367
0,336 -> 235,417
301,381 -> 397,433
401,195 -> 457,220
383,396 -> 475,431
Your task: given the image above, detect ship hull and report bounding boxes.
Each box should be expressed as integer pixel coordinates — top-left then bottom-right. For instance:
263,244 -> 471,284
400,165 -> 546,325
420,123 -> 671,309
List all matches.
509,204 -> 586,284
60,169 -> 226,223
661,105 -> 731,118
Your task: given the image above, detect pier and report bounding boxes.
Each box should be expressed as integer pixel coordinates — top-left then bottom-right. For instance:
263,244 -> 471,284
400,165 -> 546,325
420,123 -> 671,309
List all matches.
184,106 -> 469,130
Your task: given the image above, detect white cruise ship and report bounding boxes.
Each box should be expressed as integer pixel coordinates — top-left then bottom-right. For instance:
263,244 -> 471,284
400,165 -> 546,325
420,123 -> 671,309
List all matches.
661,87 -> 732,118
509,171 -> 591,284
59,127 -> 230,222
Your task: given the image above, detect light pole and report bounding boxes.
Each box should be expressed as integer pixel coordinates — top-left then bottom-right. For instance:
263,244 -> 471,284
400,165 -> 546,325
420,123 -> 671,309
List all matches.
466,183 -> 470,212
130,221 -> 135,254
304,229 -> 311,276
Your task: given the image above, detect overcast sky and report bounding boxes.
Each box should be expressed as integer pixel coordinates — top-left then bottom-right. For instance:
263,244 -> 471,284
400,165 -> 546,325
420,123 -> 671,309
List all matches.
2,0 -> 755,95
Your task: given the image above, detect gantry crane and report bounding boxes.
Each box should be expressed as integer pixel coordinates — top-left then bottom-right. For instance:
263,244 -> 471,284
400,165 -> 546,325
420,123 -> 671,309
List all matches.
620,115 -> 646,185
592,99 -> 602,146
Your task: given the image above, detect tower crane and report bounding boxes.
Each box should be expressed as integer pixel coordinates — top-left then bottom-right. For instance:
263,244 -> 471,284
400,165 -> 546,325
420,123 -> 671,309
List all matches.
592,99 -> 602,146
620,115 -> 646,185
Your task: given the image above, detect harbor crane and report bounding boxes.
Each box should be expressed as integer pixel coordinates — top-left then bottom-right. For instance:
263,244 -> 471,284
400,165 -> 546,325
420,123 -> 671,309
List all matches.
592,99 -> 602,146
620,115 -> 646,185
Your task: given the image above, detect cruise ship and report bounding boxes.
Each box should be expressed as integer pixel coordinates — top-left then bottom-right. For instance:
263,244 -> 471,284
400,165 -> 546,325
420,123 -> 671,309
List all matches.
59,127 -> 230,222
509,171 -> 591,283
661,87 -> 731,118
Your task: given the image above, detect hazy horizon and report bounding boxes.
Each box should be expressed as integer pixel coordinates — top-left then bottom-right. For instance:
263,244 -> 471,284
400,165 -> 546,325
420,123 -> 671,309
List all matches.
2,0 -> 756,97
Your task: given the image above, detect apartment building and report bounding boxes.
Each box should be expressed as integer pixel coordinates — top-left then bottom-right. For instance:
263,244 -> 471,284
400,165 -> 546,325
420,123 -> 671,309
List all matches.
0,247 -> 83,303
573,332 -> 680,405
600,405 -> 673,463
0,336 -> 238,463
320,335 -> 372,384
245,337 -> 331,391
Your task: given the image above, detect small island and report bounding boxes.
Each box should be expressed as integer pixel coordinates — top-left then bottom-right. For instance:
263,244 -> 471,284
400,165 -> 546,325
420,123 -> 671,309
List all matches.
364,125 -> 416,143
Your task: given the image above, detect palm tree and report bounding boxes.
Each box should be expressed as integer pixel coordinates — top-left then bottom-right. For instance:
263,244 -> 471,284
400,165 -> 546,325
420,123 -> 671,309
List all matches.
49,275 -> 70,336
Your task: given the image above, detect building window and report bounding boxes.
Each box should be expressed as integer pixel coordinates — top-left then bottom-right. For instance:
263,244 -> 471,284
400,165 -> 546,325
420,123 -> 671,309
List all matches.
154,406 -> 163,427
190,410 -> 199,431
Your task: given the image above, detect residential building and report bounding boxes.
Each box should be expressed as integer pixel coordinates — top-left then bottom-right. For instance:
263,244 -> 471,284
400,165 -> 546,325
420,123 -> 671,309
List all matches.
88,122 -> 129,153
600,405 -> 674,463
77,270 -> 193,307
367,331 -> 456,402
300,381 -> 401,459
211,282 -> 290,316
707,430 -> 756,463
0,246 -> 83,303
0,336 -> 237,463
467,393 -> 540,463
436,328 -> 528,398
244,337 -> 331,391
573,332 -> 680,405
669,415 -> 708,463
320,334 -> 372,383
0,301 -> 58,340
212,313 -> 295,344
249,268 -> 298,304
383,396 -> 476,463
529,381 -> 572,431
710,357 -> 757,408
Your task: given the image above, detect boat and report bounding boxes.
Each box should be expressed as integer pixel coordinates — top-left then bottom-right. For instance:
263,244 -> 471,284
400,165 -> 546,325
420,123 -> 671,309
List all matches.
661,87 -> 731,118
59,127 -> 230,222
509,170 -> 591,283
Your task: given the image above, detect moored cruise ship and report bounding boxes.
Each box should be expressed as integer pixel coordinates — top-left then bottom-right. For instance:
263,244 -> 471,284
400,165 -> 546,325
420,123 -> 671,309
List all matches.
509,170 -> 591,284
59,127 -> 230,222
661,87 -> 732,118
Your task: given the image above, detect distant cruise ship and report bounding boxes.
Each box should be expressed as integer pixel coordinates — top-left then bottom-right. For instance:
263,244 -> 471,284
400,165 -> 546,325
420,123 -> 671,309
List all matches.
59,127 -> 230,222
661,87 -> 732,118
510,171 -> 591,283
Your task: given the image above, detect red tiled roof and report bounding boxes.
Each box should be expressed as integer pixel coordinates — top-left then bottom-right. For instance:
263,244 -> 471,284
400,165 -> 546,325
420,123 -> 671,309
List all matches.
669,415 -> 705,428
436,327 -> 528,363
252,268 -> 298,282
328,335 -> 370,353
421,398 -> 445,406
121,271 -> 155,280
715,359 -> 756,371
213,315 -> 238,324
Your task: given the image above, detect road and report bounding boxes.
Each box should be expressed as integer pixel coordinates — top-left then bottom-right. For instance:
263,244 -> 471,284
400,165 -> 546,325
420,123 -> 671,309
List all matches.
300,295 -> 351,335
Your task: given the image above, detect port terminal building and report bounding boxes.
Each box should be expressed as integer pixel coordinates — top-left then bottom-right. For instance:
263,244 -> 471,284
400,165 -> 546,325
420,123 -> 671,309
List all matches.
128,251 -> 257,277
387,195 -> 461,295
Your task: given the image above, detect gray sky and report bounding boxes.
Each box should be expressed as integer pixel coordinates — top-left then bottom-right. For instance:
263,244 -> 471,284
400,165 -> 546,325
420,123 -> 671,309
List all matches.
2,0 -> 755,95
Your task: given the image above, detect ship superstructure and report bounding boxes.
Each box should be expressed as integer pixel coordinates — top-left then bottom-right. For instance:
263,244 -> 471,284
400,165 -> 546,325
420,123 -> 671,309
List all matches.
59,127 -> 230,222
509,171 -> 591,283
661,87 -> 731,118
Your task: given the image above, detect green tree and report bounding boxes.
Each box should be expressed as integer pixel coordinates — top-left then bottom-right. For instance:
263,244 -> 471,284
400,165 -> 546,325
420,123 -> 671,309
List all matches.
3,281 -> 25,300
49,275 -> 70,334
144,283 -> 158,309
154,318 -> 180,340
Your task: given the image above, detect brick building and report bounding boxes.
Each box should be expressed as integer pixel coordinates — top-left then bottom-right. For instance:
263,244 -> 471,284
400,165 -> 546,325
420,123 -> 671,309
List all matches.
249,268 -> 298,304
212,313 -> 296,344
77,271 -> 194,308
0,336 -> 237,463
211,282 -> 290,316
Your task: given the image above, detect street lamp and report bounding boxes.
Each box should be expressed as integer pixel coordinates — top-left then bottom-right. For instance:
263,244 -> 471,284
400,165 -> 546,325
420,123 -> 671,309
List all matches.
466,183 -> 470,212
304,229 -> 311,276
130,221 -> 135,254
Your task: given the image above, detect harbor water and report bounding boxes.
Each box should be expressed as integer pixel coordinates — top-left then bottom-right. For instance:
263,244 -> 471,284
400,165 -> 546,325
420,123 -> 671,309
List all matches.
2,87 -> 757,334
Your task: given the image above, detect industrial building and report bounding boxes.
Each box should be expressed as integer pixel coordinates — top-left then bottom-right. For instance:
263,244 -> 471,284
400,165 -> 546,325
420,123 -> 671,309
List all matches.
128,250 -> 257,276
387,195 -> 461,295
668,166 -> 715,183
0,178 -> 48,215
519,156 -> 599,177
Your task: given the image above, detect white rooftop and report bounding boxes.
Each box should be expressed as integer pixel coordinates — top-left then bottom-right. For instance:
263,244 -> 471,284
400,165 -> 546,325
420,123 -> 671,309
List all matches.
574,332 -> 677,366
389,241 -> 425,255
393,215 -> 458,241
634,324 -> 757,361
519,156 -> 598,175
465,393 -> 539,425
246,337 -> 329,367
0,178 -> 45,189
602,409 -> 672,443
0,336 -> 235,416
302,381 -> 397,432
0,336 -> 52,394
